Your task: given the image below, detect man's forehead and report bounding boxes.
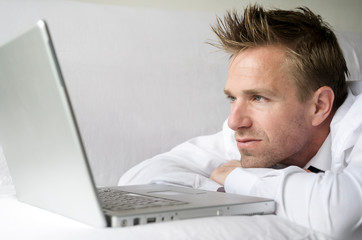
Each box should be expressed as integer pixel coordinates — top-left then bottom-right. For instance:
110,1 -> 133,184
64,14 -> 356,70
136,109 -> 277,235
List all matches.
225,46 -> 297,98
229,45 -> 288,70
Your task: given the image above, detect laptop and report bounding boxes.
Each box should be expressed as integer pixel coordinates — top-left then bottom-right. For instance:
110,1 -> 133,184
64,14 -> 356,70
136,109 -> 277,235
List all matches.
0,20 -> 275,227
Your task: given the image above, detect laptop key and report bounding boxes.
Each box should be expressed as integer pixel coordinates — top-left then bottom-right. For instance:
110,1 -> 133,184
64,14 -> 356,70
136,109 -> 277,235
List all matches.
98,188 -> 187,211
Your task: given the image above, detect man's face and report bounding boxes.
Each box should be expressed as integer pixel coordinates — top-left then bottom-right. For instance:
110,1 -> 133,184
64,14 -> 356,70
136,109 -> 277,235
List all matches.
224,45 -> 314,168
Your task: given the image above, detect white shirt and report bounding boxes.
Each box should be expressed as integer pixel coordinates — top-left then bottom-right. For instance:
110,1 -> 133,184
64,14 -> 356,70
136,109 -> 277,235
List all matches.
119,89 -> 362,237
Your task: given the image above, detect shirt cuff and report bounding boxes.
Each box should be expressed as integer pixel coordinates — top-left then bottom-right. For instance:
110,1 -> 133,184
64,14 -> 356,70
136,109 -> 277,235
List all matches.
224,168 -> 255,194
224,167 -> 274,195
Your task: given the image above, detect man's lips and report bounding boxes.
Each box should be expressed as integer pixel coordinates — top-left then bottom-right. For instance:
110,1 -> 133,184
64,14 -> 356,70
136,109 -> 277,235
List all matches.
235,138 -> 262,149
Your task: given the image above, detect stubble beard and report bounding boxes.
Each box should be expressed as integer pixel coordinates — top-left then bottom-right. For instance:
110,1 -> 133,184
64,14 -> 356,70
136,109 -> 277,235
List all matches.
237,113 -> 308,169
235,130 -> 279,168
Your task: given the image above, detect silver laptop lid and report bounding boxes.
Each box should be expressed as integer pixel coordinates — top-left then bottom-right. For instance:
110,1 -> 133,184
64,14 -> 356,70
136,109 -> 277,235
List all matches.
0,20 -> 107,227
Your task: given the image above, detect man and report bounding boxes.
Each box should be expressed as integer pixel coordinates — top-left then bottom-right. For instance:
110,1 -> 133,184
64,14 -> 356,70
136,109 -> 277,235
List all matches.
119,5 -> 362,237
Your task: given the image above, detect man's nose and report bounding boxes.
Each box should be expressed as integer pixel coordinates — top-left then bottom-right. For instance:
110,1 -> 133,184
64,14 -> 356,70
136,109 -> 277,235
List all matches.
228,101 -> 252,131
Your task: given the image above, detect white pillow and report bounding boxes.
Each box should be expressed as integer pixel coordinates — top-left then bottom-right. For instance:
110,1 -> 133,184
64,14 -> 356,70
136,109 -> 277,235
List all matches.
0,146 -> 12,188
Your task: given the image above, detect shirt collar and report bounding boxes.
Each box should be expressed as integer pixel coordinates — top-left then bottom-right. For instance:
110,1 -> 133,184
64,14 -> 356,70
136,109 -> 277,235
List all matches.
304,133 -> 332,171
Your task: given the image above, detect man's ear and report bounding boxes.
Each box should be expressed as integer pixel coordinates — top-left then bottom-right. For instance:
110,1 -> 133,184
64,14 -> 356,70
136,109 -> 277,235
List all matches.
310,86 -> 334,126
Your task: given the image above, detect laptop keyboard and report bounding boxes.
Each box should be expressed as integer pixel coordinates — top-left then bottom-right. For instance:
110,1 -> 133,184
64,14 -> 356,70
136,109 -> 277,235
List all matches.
98,188 -> 187,211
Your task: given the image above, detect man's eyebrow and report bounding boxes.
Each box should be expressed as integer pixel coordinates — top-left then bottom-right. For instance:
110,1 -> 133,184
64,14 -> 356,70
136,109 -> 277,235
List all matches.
244,88 -> 276,96
224,89 -> 232,96
224,88 -> 278,97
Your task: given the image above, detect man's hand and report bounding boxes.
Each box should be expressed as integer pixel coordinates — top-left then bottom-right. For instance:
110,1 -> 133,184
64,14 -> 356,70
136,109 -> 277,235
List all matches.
210,160 -> 241,185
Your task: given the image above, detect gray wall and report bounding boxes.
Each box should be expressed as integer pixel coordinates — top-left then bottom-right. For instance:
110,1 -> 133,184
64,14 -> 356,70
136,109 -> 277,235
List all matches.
0,0 -> 361,186
75,0 -> 362,33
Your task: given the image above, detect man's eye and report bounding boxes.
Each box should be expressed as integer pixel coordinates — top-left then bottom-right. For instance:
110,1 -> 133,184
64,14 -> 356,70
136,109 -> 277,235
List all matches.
227,96 -> 237,102
252,95 -> 265,102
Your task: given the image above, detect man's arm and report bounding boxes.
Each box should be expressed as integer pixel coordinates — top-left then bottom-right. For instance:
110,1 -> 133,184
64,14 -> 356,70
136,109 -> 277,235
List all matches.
118,122 -> 240,190
210,160 -> 312,185
210,160 -> 241,185
211,150 -> 362,237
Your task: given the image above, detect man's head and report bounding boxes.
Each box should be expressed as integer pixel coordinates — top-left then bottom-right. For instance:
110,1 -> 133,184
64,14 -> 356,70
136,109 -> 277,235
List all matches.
213,5 -> 349,168
213,4 -> 349,110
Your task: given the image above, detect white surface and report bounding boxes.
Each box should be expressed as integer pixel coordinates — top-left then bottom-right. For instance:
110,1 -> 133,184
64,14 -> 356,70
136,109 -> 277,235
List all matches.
0,188 -> 328,240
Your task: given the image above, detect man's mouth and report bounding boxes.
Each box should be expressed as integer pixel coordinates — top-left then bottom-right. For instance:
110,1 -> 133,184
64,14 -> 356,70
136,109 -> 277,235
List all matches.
235,138 -> 262,149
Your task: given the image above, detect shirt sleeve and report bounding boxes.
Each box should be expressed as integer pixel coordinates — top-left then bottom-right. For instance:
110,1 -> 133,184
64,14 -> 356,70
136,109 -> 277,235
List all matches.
118,121 -> 240,191
224,135 -> 362,237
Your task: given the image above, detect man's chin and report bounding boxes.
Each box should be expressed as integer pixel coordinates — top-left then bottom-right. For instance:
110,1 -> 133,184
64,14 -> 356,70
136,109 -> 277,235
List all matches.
240,156 -> 277,168
240,160 -> 264,168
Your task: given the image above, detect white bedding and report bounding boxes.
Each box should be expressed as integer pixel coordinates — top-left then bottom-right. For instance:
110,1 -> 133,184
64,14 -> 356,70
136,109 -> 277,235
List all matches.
0,188 -> 328,240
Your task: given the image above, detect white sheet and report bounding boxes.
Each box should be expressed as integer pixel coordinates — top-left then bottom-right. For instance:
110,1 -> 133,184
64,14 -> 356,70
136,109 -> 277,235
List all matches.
0,188 -> 330,240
